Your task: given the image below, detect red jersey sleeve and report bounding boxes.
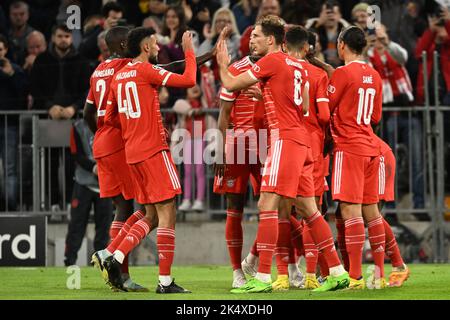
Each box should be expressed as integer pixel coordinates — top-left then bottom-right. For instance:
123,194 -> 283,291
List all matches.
86,85 -> 94,105
328,67 -> 347,113
247,54 -> 276,81
316,72 -> 330,126
143,50 -> 196,88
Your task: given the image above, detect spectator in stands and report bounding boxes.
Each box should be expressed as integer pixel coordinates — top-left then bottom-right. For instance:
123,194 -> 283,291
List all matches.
198,7 -> 241,62
159,5 -> 199,105
30,24 -> 90,211
64,119 -> 113,266
415,7 -> 450,106
366,24 -> 426,214
22,31 -> 46,73
351,2 -> 369,30
232,0 -> 261,34
305,0 -> 350,68
281,0 -> 321,26
0,34 -> 28,211
239,0 -> 281,57
0,6 -> 7,35
97,30 -> 110,63
174,85 -> 207,212
188,0 -> 222,43
79,1 -> 124,63
7,1 -> 34,66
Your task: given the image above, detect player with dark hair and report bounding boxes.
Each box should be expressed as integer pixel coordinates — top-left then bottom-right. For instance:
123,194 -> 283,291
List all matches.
328,26 -> 386,289
102,26 -> 196,294
217,15 -> 349,293
272,25 -> 331,290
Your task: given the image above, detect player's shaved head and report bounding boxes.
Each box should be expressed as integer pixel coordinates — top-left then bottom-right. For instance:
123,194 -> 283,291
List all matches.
105,26 -> 129,56
338,26 -> 367,55
285,25 -> 309,52
256,15 -> 285,45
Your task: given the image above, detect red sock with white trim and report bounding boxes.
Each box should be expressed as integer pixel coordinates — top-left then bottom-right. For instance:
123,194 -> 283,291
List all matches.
107,210 -> 145,253
275,218 -> 291,276
256,210 -> 278,281
383,218 -> 404,268
305,211 -> 341,270
114,217 -> 151,264
336,218 -> 349,271
302,224 -> 318,274
108,221 -> 129,274
225,209 -> 243,270
157,227 -> 176,277
289,215 -> 304,258
367,216 -> 386,278
318,252 -> 330,278
345,217 -> 365,279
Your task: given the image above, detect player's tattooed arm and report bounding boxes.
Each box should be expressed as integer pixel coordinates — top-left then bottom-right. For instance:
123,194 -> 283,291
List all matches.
83,102 -> 97,133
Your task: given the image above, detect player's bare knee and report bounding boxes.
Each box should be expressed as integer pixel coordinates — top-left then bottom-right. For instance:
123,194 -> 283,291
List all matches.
226,194 -> 245,211
362,203 -> 381,222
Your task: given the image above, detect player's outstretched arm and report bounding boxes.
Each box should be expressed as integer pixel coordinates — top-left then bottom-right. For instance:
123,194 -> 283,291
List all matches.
214,98 -> 233,177
216,40 -> 257,91
158,27 -> 232,72
83,102 -> 97,133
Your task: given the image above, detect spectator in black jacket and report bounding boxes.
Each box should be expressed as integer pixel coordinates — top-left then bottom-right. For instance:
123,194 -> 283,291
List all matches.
64,119 -> 113,266
0,34 -> 28,211
78,1 -> 124,64
30,24 -> 90,211
7,1 -> 35,66
30,24 -> 90,119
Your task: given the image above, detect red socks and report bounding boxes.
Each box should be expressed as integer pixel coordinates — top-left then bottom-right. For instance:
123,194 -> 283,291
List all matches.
108,221 -> 129,274
107,210 -> 145,253
289,215 -> 304,258
256,210 -> 278,274
250,238 -> 259,257
275,218 -> 291,276
225,210 -> 243,270
305,211 -> 341,269
318,252 -> 329,278
116,217 -> 151,257
345,217 -> 365,279
367,216 -> 386,278
302,224 -> 318,274
157,227 -> 176,276
383,218 -> 404,268
336,218 -> 349,271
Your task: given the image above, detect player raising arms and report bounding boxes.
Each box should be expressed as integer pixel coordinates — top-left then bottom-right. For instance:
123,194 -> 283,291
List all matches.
84,26 -> 151,292
216,15 -> 349,293
102,27 -> 196,293
328,26 -> 386,289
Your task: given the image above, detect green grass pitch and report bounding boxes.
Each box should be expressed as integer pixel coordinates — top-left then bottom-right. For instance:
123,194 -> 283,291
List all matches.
1,264 -> 449,300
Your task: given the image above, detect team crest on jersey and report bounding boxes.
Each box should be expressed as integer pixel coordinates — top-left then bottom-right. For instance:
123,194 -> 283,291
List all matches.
328,84 -> 336,93
226,178 -> 236,188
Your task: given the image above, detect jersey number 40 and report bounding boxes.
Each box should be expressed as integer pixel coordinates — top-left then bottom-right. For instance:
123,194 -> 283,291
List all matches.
118,81 -> 141,119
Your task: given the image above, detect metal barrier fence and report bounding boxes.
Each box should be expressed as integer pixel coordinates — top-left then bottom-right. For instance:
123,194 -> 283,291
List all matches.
0,51 -> 448,261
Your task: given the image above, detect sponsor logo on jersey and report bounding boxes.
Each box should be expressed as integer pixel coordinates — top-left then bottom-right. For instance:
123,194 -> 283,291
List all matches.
252,64 -> 260,73
327,84 -> 336,94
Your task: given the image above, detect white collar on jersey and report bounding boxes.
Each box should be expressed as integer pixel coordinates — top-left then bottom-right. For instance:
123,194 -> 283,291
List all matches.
127,61 -> 143,66
346,60 -> 367,66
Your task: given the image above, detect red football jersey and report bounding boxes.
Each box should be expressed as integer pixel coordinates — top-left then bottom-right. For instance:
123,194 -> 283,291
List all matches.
86,58 -> 131,158
106,51 -> 196,164
219,56 -> 265,149
247,51 -> 309,147
328,61 -> 383,156
300,60 -> 330,159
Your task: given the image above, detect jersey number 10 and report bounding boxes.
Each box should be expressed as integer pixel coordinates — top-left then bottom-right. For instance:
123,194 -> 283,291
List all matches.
118,81 -> 141,119
356,88 -> 375,125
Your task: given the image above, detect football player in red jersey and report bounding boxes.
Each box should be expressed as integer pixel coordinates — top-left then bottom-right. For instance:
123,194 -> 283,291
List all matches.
101,27 -> 196,293
328,26 -> 386,289
83,26 -> 151,292
217,15 -> 349,293
213,51 -> 264,289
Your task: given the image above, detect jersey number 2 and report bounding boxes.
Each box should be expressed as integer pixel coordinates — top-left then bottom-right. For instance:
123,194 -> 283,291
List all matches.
118,81 -> 141,119
356,88 -> 375,125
